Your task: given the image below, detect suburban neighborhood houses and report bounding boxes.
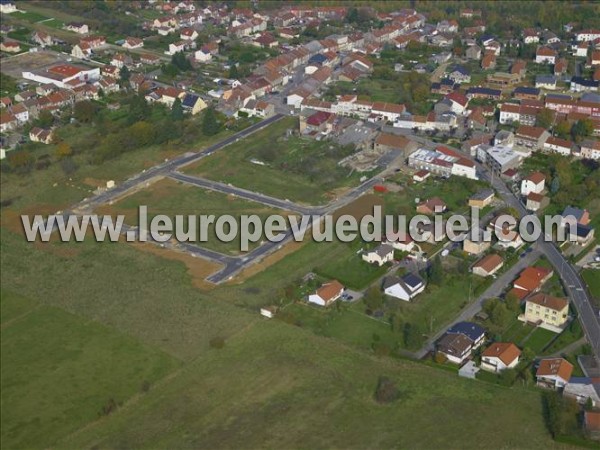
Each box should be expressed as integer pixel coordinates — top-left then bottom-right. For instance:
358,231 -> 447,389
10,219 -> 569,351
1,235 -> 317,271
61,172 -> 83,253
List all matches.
1,1 -> 600,448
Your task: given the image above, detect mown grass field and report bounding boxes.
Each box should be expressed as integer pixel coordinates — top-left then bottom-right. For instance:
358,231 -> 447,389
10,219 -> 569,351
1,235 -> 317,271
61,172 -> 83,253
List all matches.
185,116 -> 364,205
98,178 -> 294,255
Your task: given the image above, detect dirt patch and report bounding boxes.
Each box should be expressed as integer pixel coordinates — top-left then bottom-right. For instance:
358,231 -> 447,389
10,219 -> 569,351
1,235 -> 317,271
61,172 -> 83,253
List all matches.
130,242 -> 222,291
1,204 -> 58,235
332,194 -> 384,221
33,241 -> 82,258
82,177 -> 107,188
231,240 -> 307,283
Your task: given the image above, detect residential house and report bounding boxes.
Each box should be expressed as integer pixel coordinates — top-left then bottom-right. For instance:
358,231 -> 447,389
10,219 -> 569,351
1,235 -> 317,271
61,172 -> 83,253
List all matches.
515,125 -> 550,152
526,192 -> 548,212
524,293 -> 569,330
65,22 -> 89,34
564,378 -> 600,407
561,206 -> 591,226
584,410 -> 600,440
535,46 -> 557,64
308,280 -> 344,307
412,170 -> 430,183
535,74 -> 557,90
494,130 -> 514,147
383,273 -> 426,301
447,321 -> 486,348
168,41 -> 187,55
575,41 -> 590,58
523,28 -> 540,44
463,229 -> 492,255
239,99 -> 274,118
362,244 -> 394,266
181,93 -> 207,115
521,171 -> 546,195
469,189 -> 495,209
581,139 -> 600,159
514,87 -> 541,101
29,127 -> 53,144
149,86 -> 185,108
180,28 -> 198,41
472,254 -> 504,277
576,30 -> 600,42
481,343 -> 521,373
544,136 -> 572,155
385,232 -> 415,253
0,40 -> 20,52
536,358 -> 573,390
481,52 -> 496,70
32,31 -> 53,47
0,112 -> 17,132
416,197 -> 447,215
194,48 -> 212,63
466,45 -> 482,60
571,77 -> 599,93
373,132 -> 417,158
511,266 -> 553,299
123,37 -> 144,49
140,54 -> 161,66
437,333 -> 475,364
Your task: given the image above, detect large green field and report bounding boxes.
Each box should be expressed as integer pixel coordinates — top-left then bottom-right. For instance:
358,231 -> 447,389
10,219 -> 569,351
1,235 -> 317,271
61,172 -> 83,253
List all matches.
184,116 -> 365,205
56,322 -> 555,450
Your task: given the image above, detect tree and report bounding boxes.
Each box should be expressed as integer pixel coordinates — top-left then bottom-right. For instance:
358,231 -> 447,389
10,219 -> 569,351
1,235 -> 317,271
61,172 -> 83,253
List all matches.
55,142 -> 73,159
554,120 -> 571,139
119,65 -> 130,85
171,51 -> 192,71
7,150 -> 33,173
363,286 -> 383,312
499,368 -> 517,386
403,322 -> 423,348
128,94 -> 149,122
536,108 -> 554,129
505,291 -> 521,312
571,118 -> 594,142
59,157 -> 78,175
427,256 -> 443,285
35,110 -> 54,128
202,107 -> 220,136
171,97 -> 184,121
489,301 -> 511,328
228,64 -> 239,79
374,376 -> 399,404
550,176 -> 560,194
73,100 -> 97,123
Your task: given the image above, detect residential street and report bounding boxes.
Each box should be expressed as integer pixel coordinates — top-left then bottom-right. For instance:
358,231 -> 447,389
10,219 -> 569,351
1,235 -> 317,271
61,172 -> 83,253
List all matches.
414,247 -> 542,359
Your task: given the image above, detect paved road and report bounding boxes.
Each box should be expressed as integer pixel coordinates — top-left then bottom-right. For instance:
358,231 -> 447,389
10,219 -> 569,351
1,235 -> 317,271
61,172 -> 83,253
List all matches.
73,113 -> 285,213
169,172 -> 320,215
399,135 -> 600,363
479,160 -> 600,363
415,247 -> 542,359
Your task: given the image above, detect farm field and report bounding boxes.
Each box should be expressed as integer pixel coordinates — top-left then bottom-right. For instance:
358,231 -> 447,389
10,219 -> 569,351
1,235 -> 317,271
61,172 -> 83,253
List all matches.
184,116 -> 365,205
97,178 -> 295,255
